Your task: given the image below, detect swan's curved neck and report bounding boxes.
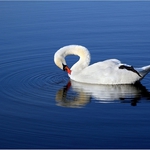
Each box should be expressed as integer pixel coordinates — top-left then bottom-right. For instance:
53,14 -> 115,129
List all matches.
60,45 -> 91,72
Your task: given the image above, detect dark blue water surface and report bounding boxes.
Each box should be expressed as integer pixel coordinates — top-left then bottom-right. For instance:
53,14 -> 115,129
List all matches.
0,1 -> 150,149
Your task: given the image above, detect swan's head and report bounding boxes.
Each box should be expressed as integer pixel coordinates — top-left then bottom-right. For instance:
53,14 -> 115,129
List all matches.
54,44 -> 90,75
54,50 -> 71,74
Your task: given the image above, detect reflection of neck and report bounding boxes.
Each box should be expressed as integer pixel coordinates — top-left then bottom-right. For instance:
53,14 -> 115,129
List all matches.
55,81 -> 91,108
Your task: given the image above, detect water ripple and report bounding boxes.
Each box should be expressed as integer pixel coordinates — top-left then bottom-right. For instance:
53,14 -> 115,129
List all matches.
0,52 -> 69,109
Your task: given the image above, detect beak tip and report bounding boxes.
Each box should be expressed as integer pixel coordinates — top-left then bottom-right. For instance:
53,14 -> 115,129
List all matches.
68,70 -> 71,75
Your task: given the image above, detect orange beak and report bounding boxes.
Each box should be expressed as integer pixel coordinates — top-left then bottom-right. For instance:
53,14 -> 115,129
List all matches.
64,66 -> 71,74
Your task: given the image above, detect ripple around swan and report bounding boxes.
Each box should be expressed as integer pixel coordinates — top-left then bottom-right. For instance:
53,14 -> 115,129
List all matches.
1,52 -> 150,109
0,47 -> 150,110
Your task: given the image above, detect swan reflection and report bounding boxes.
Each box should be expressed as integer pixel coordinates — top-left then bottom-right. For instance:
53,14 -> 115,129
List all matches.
55,80 -> 150,107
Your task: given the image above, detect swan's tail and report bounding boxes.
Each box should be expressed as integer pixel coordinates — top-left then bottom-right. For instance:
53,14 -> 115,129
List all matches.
137,65 -> 150,78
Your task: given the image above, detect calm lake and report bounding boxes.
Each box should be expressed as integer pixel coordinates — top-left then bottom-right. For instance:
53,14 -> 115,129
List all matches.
0,1 -> 150,149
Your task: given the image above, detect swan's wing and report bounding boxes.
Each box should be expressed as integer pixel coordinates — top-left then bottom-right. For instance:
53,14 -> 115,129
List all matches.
96,59 -> 140,77
88,59 -> 121,71
102,59 -> 121,65
79,59 -> 121,79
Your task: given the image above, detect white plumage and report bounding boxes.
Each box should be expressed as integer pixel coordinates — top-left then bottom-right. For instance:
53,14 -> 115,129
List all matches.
54,45 -> 150,85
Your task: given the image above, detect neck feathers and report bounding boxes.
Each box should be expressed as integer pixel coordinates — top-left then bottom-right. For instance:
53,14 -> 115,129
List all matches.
63,45 -> 91,72
55,45 -> 91,72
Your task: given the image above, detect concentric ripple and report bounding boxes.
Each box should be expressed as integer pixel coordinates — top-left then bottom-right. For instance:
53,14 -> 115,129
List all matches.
0,52 -> 69,108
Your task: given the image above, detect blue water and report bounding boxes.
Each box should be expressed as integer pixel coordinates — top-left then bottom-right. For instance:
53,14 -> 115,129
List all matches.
0,1 -> 150,148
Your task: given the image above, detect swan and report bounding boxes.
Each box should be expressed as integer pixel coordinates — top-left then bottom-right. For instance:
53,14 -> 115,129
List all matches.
54,45 -> 150,84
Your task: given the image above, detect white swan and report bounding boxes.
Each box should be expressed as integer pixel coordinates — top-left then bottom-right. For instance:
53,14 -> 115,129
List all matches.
54,45 -> 150,84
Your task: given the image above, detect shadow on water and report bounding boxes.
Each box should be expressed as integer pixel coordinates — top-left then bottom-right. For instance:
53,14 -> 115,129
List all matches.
55,80 -> 150,108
